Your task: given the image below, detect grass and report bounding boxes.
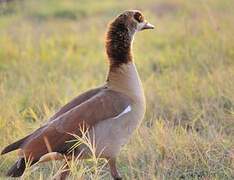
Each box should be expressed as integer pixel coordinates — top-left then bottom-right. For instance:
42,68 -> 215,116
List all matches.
0,0 -> 233,179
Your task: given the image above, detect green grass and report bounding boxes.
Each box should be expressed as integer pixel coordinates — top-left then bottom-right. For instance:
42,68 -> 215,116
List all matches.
0,0 -> 233,179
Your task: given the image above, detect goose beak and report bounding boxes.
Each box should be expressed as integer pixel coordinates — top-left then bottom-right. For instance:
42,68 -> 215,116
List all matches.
141,22 -> 155,30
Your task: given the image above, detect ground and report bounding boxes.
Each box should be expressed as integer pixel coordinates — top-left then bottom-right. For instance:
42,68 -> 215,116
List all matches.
0,0 -> 233,179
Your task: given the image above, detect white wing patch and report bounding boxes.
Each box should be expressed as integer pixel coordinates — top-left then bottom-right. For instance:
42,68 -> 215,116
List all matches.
113,105 -> 132,119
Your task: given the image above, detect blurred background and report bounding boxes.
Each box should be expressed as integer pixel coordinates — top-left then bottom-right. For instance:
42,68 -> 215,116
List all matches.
0,0 -> 233,179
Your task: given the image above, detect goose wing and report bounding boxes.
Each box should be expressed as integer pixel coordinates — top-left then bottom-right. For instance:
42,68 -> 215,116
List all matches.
19,89 -> 131,160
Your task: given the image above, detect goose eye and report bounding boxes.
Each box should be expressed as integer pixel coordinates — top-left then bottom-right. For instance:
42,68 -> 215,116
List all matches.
134,12 -> 144,23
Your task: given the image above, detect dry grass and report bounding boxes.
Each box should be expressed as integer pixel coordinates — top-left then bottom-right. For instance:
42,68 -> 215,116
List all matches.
0,0 -> 233,179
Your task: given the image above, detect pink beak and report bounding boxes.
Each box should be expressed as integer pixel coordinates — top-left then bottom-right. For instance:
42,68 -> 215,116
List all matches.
141,22 -> 155,30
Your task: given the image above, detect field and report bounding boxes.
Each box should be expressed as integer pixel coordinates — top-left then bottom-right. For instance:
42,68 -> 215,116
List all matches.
0,0 -> 233,179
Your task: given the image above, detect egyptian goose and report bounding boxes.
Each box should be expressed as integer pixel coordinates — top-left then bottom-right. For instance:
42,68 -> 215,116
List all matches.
1,10 -> 154,180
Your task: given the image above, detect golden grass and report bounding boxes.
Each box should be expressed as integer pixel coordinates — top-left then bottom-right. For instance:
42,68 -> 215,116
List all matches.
0,0 -> 233,179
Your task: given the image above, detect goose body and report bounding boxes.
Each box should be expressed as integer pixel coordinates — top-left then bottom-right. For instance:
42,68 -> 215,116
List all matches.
89,62 -> 146,158
1,10 -> 154,180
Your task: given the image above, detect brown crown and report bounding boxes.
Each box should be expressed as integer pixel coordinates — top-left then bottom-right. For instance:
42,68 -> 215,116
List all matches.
105,13 -> 134,68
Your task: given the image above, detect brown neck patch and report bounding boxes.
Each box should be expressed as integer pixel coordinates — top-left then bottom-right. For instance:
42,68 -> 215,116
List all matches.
105,17 -> 133,69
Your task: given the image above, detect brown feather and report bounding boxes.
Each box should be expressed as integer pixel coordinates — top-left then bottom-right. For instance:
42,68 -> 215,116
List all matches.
18,89 -> 131,160
50,87 -> 103,121
1,87 -> 103,155
105,14 -> 132,69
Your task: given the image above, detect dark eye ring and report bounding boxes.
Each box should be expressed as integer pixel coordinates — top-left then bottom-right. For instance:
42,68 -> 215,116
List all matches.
134,12 -> 143,23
